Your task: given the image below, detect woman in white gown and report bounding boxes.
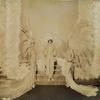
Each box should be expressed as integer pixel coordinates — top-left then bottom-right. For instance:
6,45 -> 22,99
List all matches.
44,39 -> 56,81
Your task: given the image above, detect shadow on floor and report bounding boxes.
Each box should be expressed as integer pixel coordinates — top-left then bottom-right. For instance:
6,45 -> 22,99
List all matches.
15,85 -> 100,100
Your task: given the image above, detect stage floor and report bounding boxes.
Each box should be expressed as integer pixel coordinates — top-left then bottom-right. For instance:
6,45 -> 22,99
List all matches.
15,85 -> 100,100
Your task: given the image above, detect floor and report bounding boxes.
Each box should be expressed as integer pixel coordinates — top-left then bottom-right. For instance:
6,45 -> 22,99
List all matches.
15,85 -> 100,100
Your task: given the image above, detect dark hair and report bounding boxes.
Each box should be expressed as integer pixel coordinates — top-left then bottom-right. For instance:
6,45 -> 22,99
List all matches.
48,39 -> 53,43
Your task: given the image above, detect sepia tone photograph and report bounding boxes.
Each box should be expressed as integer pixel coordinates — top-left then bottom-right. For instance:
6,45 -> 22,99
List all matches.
0,0 -> 100,100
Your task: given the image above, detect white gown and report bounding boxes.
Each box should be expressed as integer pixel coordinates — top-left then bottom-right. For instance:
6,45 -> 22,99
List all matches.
44,43 -> 56,80
57,57 -> 99,97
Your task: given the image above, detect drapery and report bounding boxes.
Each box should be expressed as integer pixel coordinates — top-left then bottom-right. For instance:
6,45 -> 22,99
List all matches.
0,0 -> 100,99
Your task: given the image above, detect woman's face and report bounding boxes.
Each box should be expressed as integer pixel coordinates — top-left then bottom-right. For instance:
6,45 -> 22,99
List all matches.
48,39 -> 53,44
